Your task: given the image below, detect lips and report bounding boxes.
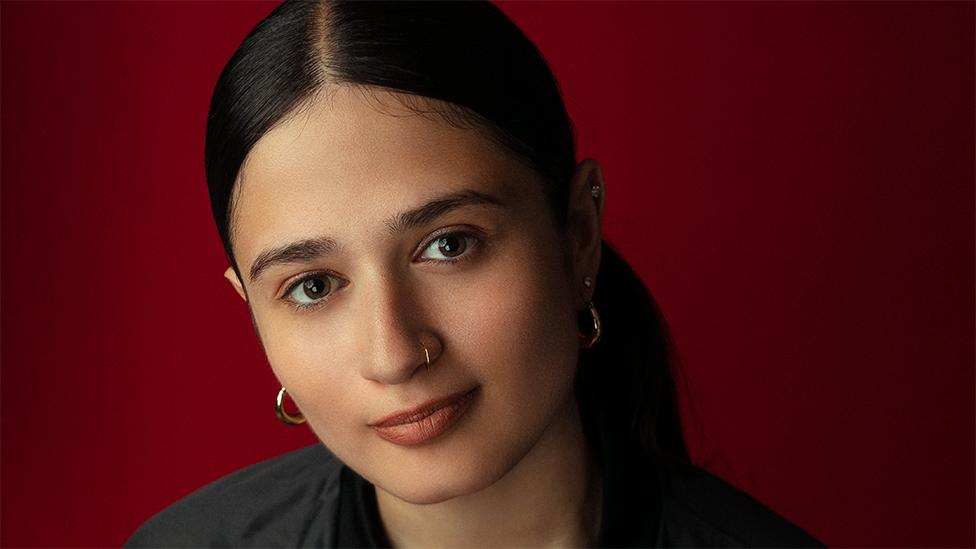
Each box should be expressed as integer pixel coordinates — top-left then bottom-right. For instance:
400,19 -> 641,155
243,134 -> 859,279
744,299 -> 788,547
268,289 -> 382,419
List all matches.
369,386 -> 479,446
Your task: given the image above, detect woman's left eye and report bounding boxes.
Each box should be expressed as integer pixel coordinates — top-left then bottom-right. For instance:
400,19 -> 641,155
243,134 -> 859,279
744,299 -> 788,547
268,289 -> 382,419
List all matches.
418,231 -> 480,263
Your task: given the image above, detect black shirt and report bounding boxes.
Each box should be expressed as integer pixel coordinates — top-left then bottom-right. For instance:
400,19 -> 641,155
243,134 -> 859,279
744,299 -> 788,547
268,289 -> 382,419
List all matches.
127,407 -> 823,548
126,444 -> 822,547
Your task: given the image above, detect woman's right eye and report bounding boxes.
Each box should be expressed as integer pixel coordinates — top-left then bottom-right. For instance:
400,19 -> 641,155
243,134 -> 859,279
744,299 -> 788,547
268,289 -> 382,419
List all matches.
283,273 -> 339,309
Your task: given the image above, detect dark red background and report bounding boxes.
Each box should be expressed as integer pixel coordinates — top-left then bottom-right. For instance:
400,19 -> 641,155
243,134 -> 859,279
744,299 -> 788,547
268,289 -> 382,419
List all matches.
2,2 -> 973,546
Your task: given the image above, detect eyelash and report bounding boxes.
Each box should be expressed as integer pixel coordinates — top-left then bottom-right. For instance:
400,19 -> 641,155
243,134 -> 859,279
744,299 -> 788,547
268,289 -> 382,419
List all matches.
279,229 -> 485,312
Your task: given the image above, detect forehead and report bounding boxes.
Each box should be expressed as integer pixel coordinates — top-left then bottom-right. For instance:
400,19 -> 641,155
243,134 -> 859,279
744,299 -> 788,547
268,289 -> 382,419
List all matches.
231,85 -> 535,264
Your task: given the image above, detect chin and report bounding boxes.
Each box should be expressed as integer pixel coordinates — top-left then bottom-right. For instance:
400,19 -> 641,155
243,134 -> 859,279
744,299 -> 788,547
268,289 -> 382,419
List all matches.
372,443 -> 521,505
380,463 -> 507,505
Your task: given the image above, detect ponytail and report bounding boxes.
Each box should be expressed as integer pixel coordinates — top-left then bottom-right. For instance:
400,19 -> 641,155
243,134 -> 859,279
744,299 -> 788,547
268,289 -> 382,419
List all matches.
575,241 -> 690,465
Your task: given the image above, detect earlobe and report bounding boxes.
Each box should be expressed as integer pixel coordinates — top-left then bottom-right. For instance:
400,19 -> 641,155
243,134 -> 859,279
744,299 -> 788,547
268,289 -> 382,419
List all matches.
223,266 -> 248,302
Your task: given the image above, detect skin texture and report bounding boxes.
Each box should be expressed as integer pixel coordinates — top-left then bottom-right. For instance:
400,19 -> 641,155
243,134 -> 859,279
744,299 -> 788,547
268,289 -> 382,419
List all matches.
223,85 -> 606,547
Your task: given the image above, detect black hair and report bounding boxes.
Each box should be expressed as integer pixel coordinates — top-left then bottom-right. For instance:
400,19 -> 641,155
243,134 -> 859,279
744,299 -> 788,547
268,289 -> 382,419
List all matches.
205,0 -> 690,465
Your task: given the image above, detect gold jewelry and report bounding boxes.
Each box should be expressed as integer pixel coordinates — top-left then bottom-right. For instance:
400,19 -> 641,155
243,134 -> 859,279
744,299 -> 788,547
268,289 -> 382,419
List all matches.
275,387 -> 306,425
423,345 -> 431,372
578,301 -> 602,349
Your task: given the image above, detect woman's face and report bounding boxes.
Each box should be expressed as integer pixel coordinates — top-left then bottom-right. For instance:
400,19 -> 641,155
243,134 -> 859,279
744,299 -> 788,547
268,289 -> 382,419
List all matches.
225,86 -> 601,504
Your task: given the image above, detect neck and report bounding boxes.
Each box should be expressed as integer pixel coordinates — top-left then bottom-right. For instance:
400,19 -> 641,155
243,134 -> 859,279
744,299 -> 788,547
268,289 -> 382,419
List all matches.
375,394 -> 603,548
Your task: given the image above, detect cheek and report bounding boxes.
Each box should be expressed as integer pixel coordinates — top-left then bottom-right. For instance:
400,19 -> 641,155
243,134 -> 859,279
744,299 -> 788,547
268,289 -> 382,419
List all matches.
444,237 -> 580,412
254,308 -> 368,457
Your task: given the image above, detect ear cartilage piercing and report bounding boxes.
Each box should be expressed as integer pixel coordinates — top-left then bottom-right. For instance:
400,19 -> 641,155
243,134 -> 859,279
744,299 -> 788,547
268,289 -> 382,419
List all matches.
583,276 -> 592,288
590,185 -> 600,198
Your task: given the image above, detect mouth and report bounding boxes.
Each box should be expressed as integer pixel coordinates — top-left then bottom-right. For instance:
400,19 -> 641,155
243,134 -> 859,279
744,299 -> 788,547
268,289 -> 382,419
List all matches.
369,386 -> 479,446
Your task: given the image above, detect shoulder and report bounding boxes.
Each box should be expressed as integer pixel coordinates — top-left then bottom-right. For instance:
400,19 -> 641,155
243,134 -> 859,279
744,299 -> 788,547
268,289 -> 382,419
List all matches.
125,444 -> 344,548
656,460 -> 824,548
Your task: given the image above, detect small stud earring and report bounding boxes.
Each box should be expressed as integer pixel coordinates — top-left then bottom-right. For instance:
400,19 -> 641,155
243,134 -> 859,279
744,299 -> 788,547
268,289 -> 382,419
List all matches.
590,185 -> 600,198
583,276 -> 592,288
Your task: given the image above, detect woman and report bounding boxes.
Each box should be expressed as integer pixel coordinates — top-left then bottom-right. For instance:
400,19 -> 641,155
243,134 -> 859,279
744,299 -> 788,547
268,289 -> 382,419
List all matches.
128,1 -> 822,546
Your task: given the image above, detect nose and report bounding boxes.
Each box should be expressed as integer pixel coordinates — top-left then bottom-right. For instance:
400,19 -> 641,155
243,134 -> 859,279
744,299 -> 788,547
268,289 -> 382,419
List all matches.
356,272 -> 441,385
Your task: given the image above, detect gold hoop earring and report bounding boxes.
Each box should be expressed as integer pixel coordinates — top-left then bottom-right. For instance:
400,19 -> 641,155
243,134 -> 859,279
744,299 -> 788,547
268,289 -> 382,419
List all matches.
578,301 -> 602,349
275,387 -> 306,426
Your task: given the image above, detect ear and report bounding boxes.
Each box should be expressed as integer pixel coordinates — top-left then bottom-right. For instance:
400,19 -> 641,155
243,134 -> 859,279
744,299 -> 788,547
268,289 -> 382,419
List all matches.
565,158 -> 605,309
223,266 -> 248,302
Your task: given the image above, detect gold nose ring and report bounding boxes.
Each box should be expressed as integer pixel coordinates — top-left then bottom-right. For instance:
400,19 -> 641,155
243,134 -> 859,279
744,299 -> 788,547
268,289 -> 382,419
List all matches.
423,346 -> 431,371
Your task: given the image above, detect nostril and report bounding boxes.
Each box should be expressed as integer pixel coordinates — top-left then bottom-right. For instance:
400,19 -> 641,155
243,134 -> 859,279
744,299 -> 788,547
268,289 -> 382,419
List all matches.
360,334 -> 443,386
418,335 -> 444,371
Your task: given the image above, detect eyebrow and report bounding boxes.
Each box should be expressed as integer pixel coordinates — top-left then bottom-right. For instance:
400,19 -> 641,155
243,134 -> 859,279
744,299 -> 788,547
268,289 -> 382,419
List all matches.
247,189 -> 505,283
